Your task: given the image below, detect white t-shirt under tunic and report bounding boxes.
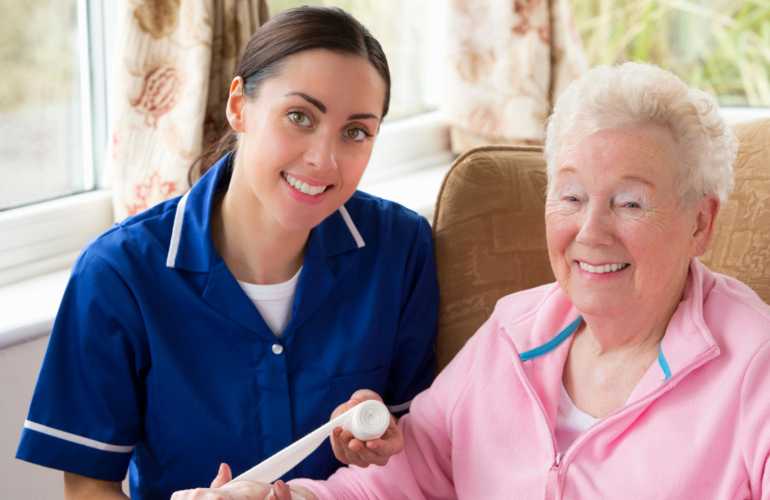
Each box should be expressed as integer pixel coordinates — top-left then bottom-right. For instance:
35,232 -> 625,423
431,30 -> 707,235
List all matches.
237,267 -> 302,338
555,383 -> 601,452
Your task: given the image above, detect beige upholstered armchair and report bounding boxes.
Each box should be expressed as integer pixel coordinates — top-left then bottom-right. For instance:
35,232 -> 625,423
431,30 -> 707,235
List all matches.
431,118 -> 770,373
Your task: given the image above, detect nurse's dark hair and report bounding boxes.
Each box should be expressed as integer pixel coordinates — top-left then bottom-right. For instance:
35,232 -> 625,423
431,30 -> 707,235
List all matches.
188,6 -> 391,185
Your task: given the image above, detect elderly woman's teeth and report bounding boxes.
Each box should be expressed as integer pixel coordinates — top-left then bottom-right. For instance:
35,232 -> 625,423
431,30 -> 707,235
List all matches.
283,173 -> 328,196
579,262 -> 628,273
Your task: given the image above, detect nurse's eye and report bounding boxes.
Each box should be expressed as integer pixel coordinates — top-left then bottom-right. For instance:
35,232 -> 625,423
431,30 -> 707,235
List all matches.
344,127 -> 371,142
288,112 -> 311,127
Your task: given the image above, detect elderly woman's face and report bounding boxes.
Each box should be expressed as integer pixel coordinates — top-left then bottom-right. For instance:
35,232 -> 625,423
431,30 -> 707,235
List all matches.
545,126 -> 703,318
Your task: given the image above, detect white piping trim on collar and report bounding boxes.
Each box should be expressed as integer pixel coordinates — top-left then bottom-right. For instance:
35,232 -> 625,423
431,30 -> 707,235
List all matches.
166,192 -> 190,268
387,400 -> 412,413
338,205 -> 365,249
24,420 -> 135,454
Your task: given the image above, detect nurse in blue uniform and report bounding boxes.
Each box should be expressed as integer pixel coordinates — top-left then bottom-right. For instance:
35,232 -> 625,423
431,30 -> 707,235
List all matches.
16,7 -> 438,500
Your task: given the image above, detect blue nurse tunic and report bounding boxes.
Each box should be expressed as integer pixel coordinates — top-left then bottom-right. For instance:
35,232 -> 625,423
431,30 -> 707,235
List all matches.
16,153 -> 439,499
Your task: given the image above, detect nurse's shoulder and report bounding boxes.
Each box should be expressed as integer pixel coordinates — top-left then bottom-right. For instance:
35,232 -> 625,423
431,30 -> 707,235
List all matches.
343,190 -> 432,255
80,194 -> 186,275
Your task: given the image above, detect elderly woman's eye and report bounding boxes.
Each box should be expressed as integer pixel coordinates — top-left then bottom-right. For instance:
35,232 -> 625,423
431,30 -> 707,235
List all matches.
566,196 -> 580,202
345,128 -> 369,141
289,112 -> 311,126
623,202 -> 641,208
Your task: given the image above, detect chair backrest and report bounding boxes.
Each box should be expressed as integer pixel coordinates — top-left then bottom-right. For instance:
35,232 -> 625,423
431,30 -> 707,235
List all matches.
431,119 -> 770,373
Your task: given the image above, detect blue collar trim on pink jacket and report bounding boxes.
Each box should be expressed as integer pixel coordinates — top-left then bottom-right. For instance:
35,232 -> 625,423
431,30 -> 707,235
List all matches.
519,316 -> 582,362
518,314 -> 673,381
658,345 -> 672,380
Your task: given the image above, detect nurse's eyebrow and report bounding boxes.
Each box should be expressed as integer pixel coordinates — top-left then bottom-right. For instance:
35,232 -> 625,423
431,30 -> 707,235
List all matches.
285,92 -> 326,114
348,113 -> 380,121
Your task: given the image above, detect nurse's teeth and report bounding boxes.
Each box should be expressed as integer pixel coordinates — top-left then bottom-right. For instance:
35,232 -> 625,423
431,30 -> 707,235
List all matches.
283,173 -> 330,196
579,262 -> 629,273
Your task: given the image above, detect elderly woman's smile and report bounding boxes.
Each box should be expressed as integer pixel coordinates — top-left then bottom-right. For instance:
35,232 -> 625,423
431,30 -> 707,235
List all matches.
546,125 -> 709,323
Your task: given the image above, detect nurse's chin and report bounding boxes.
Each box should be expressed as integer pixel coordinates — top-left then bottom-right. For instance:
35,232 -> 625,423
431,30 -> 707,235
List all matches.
274,209 -> 335,234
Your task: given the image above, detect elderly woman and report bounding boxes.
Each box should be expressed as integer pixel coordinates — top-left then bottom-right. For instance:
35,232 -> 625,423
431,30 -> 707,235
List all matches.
187,62 -> 770,499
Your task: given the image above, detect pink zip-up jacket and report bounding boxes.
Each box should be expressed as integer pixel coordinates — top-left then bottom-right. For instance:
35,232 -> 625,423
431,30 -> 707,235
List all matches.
292,259 -> 770,499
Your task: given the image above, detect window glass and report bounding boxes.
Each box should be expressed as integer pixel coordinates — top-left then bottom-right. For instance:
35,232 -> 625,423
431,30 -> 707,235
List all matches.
267,0 -> 443,120
574,0 -> 770,106
0,0 -> 85,211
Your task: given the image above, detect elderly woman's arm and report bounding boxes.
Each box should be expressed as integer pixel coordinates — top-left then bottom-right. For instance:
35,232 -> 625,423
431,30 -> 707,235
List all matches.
288,320 -> 496,500
740,342 -> 770,499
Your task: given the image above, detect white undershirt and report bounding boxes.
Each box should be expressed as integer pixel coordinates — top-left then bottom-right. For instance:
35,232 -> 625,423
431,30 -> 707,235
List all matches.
237,267 -> 302,338
555,383 -> 601,452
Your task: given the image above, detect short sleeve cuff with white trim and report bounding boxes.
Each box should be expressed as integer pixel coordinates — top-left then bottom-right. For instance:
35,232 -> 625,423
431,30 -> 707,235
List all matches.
17,425 -> 133,482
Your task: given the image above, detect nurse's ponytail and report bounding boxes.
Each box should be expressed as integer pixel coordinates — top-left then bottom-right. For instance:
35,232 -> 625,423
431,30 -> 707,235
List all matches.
188,6 -> 391,187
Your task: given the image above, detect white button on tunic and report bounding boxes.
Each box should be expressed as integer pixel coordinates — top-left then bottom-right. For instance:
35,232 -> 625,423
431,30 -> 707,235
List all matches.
272,344 -> 284,355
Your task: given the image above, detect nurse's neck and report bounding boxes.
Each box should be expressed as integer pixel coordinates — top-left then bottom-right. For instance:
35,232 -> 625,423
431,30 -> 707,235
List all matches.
210,170 -> 307,286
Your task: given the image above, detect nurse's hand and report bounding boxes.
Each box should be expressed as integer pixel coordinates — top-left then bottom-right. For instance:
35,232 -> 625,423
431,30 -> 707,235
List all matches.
329,389 -> 403,468
170,463 -> 272,500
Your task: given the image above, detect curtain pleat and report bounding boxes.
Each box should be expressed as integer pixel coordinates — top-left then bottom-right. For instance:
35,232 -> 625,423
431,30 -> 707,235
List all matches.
443,0 -> 588,154
110,0 -> 268,221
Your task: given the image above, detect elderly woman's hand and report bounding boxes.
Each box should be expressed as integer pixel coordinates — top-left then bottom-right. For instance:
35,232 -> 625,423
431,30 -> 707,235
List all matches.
170,463 -> 273,500
329,389 -> 403,468
266,480 -> 317,500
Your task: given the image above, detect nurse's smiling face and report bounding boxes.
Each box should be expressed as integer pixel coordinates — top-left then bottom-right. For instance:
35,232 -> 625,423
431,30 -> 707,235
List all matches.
225,48 -> 385,232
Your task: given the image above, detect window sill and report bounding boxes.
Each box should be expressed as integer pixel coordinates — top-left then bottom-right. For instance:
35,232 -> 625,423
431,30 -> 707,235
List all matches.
0,268 -> 71,349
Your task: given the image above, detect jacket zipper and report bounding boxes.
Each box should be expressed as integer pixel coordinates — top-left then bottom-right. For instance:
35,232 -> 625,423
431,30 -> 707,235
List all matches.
504,328 -> 719,500
544,453 -> 563,500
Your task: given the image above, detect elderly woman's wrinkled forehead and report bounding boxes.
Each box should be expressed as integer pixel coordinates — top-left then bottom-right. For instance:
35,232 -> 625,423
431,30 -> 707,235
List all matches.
557,124 -> 677,161
548,126 -> 681,200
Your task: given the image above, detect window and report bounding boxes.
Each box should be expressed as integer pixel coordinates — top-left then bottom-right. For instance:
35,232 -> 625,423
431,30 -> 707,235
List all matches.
268,0 -> 446,120
0,0 -> 113,287
0,0 -> 109,212
574,0 -> 770,107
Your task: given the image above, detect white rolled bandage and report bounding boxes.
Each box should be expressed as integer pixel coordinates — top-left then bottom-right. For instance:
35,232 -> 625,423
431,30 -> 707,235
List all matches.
228,400 -> 390,486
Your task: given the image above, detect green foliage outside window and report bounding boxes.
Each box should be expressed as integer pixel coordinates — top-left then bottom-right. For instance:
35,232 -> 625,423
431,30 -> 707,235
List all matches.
573,0 -> 770,106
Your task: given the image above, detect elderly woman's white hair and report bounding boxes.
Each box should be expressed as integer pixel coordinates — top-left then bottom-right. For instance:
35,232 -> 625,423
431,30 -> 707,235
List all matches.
544,62 -> 738,207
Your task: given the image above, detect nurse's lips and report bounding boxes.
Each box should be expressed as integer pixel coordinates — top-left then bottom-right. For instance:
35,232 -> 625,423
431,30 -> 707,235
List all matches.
282,172 -> 333,196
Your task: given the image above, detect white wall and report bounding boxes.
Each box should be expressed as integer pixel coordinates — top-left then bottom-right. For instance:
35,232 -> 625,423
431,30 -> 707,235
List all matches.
1,336 -> 66,500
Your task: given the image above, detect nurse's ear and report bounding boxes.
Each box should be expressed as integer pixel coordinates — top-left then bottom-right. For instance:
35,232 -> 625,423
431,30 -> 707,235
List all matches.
226,76 -> 247,133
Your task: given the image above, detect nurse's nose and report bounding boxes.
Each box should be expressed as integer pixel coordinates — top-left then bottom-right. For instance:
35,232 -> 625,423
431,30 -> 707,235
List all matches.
575,201 -> 615,248
303,130 -> 338,173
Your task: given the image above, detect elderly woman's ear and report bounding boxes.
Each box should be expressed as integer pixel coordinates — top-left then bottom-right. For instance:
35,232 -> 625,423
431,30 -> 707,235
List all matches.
688,195 -> 720,258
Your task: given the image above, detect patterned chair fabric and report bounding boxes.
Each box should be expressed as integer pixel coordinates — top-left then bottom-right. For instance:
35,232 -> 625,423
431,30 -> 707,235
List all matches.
431,118 -> 770,373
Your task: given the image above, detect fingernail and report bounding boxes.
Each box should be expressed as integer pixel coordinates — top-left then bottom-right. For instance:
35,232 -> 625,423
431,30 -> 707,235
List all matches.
218,463 -> 224,474
370,443 -> 378,450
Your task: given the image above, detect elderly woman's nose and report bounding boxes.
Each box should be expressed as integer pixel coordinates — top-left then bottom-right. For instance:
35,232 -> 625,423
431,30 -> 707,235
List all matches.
575,204 -> 615,247
303,133 -> 338,173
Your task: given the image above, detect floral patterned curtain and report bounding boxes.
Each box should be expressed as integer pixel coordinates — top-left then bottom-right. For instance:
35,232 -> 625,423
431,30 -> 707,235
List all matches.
110,0 -> 269,221
443,0 -> 588,154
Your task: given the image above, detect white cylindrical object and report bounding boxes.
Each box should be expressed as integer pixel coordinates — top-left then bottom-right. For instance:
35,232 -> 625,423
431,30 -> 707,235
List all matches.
229,400 -> 390,486
341,400 -> 390,442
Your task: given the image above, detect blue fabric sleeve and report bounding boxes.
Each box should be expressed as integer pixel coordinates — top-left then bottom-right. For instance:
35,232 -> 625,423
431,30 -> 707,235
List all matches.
386,216 -> 439,417
16,250 -> 149,482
